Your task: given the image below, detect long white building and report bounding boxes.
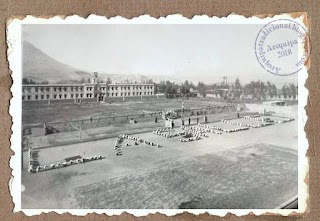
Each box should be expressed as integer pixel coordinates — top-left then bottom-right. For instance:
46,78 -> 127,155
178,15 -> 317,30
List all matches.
22,74 -> 156,103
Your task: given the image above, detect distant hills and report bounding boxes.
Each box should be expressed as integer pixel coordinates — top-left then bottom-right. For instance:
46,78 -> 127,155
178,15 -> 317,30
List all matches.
23,41 -> 93,83
22,41 -> 178,84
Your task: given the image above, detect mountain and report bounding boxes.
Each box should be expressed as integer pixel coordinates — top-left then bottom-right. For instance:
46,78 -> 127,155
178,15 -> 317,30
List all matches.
22,41 -> 92,83
22,41 -> 179,84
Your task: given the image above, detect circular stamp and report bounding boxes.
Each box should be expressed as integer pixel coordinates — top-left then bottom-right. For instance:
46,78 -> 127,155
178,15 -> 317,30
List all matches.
255,19 -> 310,76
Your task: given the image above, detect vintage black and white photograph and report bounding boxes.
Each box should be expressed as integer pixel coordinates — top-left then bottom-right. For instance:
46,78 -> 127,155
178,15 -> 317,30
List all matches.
7,15 -> 309,214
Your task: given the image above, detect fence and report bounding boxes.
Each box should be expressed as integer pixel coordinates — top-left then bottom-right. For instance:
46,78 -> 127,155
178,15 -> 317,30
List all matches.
22,105 -> 237,135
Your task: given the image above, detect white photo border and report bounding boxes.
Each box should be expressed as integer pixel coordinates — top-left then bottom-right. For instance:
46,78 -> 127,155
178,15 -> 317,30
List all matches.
7,13 -> 309,216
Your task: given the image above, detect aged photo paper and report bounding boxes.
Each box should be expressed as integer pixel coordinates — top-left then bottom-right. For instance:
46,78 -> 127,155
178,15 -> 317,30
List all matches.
7,13 -> 309,216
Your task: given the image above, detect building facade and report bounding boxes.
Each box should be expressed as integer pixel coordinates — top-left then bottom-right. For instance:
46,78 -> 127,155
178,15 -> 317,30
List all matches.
22,82 -> 155,103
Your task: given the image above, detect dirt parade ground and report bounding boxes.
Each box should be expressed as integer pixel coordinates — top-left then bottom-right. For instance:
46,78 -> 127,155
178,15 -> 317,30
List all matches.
21,116 -> 298,209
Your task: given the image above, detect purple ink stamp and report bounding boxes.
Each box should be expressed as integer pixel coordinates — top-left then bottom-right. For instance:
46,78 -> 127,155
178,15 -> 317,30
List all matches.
255,19 -> 310,76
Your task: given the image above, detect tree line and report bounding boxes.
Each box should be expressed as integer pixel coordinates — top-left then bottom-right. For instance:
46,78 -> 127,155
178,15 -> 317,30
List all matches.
153,78 -> 297,100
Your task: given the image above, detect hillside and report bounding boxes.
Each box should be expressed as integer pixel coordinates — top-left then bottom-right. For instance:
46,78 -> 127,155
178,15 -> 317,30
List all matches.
22,41 -> 179,84
22,41 -> 92,83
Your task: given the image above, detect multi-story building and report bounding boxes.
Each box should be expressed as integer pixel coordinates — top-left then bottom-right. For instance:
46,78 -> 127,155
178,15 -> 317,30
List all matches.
22,73 -> 156,104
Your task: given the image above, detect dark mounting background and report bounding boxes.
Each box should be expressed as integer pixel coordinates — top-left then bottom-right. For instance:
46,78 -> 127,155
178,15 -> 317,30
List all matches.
0,0 -> 319,221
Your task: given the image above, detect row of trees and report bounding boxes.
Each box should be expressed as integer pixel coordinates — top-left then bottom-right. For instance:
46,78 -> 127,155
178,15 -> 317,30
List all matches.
22,78 -> 49,85
153,78 -> 297,100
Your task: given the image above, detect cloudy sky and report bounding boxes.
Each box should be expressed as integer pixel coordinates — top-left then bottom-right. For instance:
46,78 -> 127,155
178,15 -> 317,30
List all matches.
23,24 -> 297,86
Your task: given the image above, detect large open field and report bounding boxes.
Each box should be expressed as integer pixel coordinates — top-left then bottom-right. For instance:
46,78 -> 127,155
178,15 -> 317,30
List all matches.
21,118 -> 298,209
22,98 -> 229,124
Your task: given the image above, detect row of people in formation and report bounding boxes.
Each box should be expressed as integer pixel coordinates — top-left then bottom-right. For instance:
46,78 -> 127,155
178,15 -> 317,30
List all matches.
221,119 -> 270,129
181,126 -> 210,137
196,124 -> 222,134
29,156 -> 103,173
153,129 -> 185,138
114,135 -> 125,156
223,127 -> 249,133
180,135 -> 202,142
115,134 -> 162,156
274,118 -> 294,124
28,148 -> 40,173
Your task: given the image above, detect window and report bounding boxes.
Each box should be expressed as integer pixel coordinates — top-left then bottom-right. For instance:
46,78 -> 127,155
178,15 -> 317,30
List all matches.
121,93 -> 123,96
40,87 -> 44,92
75,87 -> 78,91
71,87 -> 73,91
59,87 -> 62,92
54,87 -> 57,92
59,94 -> 62,99
54,95 -> 57,99
41,95 -> 44,99
76,94 -> 78,98
133,92 -> 135,96
27,95 -> 31,100
128,92 -> 130,96
22,95 -> 25,100
124,92 -> 127,96
46,95 -> 50,99
35,95 -> 39,100
150,92 -> 153,95
64,94 -> 67,98
46,88 -> 50,92
144,92 -> 146,95
115,93 -> 118,96
140,92 -> 142,95
112,93 -> 114,96
35,87 -> 39,92
71,94 -> 74,98
87,94 -> 89,98
80,94 -> 83,98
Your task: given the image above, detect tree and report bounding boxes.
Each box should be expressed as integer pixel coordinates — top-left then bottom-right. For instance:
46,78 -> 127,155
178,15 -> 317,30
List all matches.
197,82 -> 206,97
234,78 -> 242,98
282,85 -> 288,99
106,76 -> 112,84
289,83 -> 297,99
181,80 -> 190,95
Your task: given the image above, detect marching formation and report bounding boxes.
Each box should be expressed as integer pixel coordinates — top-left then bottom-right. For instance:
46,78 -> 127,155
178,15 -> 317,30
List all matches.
274,118 -> 295,124
153,128 -> 186,138
180,134 -> 202,142
180,125 -> 209,142
115,134 -> 162,156
221,119 -> 271,129
243,115 -> 294,124
197,123 -> 223,134
28,148 -> 40,173
28,147 -> 103,173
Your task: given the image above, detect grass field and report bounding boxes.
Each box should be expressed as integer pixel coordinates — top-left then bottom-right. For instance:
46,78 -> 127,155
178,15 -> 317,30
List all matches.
21,119 -> 298,209
22,98 -> 228,124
